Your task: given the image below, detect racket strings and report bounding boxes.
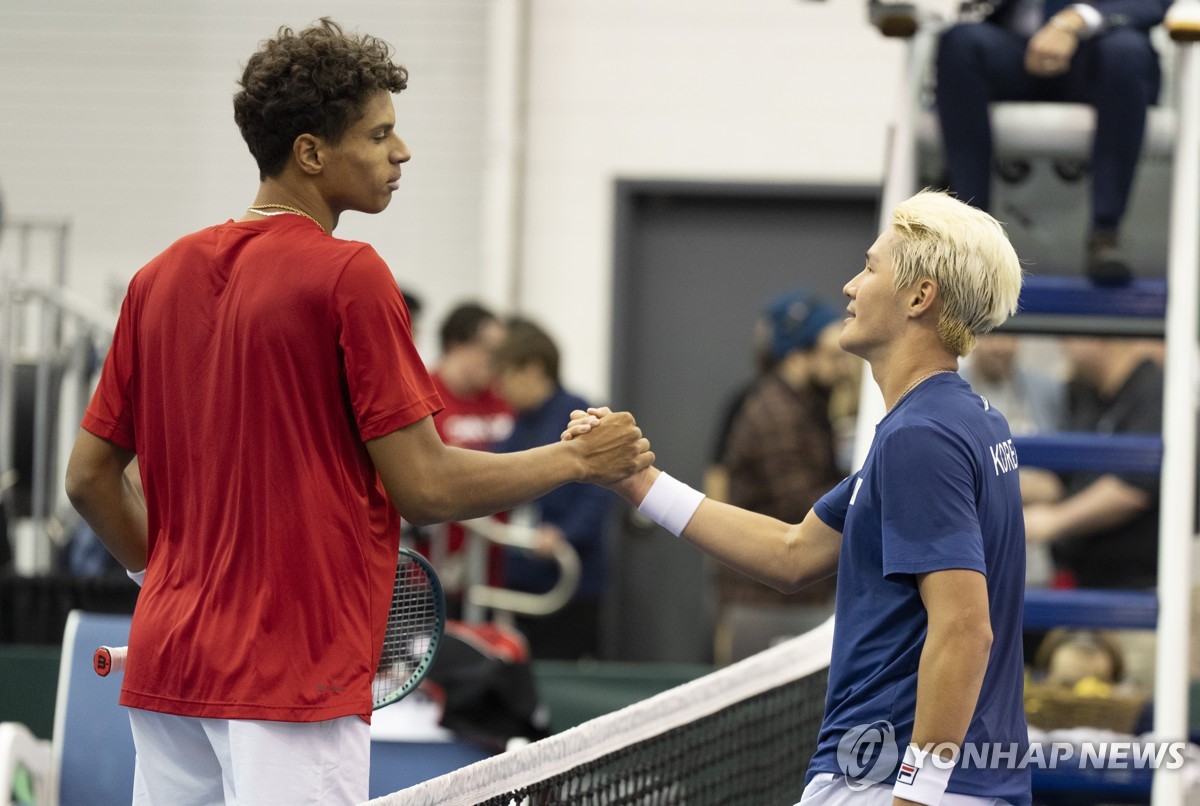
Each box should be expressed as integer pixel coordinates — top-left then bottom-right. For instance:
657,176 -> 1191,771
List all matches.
373,557 -> 442,706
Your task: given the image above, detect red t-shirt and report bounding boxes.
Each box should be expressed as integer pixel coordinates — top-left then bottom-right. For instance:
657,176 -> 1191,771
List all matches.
82,216 -> 441,722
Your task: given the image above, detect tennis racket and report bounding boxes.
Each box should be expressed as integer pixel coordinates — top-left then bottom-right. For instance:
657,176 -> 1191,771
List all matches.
372,547 -> 446,709
94,547 -> 446,711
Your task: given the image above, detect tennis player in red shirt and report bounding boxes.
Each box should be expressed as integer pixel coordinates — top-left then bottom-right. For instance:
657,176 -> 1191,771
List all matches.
64,18 -> 651,806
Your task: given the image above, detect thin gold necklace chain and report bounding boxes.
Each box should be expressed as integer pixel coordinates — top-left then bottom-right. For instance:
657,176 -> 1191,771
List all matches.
246,203 -> 323,230
889,369 -> 955,413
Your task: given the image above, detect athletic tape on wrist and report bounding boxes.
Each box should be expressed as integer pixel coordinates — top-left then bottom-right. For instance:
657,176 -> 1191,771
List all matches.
127,568 -> 146,587
892,744 -> 953,805
637,472 -> 705,536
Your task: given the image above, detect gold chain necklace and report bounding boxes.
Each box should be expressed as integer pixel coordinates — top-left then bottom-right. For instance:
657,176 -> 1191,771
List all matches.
246,203 -> 323,230
889,369 -> 954,413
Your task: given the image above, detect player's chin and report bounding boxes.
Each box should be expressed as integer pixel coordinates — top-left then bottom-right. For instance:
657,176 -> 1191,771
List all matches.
360,195 -> 393,215
837,323 -> 855,350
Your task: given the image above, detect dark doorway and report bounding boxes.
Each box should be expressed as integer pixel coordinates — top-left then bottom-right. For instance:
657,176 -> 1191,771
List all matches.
605,181 -> 879,663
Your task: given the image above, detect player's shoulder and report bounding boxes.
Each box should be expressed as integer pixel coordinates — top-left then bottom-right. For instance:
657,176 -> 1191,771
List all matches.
327,235 -> 387,272
881,389 -> 1001,452
128,224 -> 226,288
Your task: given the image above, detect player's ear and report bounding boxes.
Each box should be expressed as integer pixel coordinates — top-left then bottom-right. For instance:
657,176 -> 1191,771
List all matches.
293,134 -> 323,176
907,278 -> 939,319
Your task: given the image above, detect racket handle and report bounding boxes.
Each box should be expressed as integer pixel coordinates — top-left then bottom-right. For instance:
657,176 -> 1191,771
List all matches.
94,645 -> 128,677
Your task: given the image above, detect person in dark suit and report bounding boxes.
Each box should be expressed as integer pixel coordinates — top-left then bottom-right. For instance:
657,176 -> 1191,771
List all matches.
935,0 -> 1172,285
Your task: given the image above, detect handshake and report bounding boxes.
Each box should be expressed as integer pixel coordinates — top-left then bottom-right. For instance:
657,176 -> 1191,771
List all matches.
561,406 -> 703,541
558,407 -> 656,492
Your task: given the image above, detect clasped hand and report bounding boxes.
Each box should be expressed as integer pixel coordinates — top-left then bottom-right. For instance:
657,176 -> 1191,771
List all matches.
560,407 -> 654,484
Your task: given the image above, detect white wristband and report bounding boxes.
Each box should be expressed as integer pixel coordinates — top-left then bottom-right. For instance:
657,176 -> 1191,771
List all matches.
637,472 -> 705,536
127,568 -> 146,587
893,744 -> 953,805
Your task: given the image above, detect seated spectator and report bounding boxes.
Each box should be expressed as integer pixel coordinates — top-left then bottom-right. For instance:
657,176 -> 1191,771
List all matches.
1021,338 -> 1162,692
1021,337 -> 1162,590
960,333 -> 1067,436
935,0 -> 1170,284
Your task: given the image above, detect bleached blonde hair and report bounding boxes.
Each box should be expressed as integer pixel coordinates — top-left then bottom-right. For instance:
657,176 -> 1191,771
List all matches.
889,189 -> 1024,356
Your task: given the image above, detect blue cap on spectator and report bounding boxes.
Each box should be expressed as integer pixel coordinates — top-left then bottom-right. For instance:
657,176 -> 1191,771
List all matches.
762,287 -> 841,360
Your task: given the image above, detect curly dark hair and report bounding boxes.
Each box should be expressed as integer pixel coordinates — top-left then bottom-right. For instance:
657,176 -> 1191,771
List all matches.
233,18 -> 408,179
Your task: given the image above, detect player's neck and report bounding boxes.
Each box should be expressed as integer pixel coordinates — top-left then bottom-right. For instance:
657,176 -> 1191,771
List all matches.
246,175 -> 336,233
876,345 -> 958,412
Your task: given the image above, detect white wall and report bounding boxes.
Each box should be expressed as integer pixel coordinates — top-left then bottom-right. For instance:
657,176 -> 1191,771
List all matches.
1,1 -> 491,359
516,1 -> 912,399
1,0 -> 924,393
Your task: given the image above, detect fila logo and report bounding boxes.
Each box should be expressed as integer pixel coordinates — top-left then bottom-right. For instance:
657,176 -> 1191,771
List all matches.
897,762 -> 918,784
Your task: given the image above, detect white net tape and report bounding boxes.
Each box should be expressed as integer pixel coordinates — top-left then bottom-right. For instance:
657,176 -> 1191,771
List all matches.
366,616 -> 834,806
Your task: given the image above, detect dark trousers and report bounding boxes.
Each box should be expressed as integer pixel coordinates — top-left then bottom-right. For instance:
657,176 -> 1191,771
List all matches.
935,22 -> 1161,233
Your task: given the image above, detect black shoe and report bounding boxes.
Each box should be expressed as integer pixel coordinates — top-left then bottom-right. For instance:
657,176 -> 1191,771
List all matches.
1086,231 -> 1133,286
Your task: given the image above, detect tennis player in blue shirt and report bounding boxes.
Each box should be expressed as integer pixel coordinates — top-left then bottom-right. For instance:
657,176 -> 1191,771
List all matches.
571,189 -> 1030,805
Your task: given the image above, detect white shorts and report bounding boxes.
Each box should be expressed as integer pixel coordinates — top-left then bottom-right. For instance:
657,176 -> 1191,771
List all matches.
128,708 -> 370,806
798,773 -> 1013,806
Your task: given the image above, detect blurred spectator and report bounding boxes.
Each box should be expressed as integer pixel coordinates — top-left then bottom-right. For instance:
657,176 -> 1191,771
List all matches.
960,333 -> 1067,436
426,302 -> 514,601
430,302 -> 513,452
492,317 -> 614,660
935,0 -> 1169,284
1022,337 -> 1162,589
713,287 -> 847,664
704,313 -> 778,503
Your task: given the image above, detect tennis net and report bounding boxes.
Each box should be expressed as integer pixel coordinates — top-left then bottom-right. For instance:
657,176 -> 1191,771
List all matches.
367,617 -> 834,806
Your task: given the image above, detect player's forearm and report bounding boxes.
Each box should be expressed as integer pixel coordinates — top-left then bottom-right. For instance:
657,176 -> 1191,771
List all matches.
65,430 -> 148,572
899,570 -> 993,803
909,617 -> 991,761
612,468 -> 840,592
65,468 -> 148,572
893,623 -> 990,805
402,441 -> 582,526
371,412 -> 649,526
682,502 -> 838,593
